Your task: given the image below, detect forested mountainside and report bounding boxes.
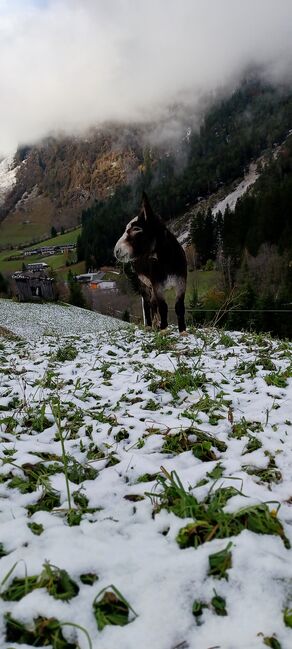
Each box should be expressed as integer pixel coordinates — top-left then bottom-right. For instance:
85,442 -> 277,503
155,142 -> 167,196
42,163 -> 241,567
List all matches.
1,75 -> 292,240
190,135 -> 292,337
77,77 -> 292,265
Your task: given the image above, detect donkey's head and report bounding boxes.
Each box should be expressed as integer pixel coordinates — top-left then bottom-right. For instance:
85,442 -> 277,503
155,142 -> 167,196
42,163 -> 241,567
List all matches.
114,192 -> 160,263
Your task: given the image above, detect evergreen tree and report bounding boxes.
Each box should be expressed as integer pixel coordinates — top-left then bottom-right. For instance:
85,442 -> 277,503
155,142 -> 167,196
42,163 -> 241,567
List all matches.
67,271 -> 87,308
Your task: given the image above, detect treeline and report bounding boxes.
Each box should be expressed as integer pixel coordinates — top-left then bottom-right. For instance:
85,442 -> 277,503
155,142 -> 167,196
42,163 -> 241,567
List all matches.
77,186 -> 136,270
191,137 -> 292,337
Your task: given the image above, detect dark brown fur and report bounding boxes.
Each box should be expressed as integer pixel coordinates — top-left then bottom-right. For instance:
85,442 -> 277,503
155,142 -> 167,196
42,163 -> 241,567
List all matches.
114,193 -> 187,332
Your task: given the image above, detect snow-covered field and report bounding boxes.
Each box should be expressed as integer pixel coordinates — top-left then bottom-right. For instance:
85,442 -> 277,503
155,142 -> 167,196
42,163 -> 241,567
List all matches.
0,300 -> 127,341
0,302 -> 292,649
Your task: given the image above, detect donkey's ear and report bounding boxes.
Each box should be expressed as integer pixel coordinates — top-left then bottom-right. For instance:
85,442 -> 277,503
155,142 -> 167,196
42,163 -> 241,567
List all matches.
142,191 -> 155,220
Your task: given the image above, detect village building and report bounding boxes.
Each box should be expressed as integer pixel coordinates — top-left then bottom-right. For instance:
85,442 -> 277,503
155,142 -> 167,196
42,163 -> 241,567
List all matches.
12,269 -> 55,301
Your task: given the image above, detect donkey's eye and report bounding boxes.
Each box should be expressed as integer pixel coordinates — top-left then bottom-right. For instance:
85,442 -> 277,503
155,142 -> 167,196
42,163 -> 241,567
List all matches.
131,226 -> 143,234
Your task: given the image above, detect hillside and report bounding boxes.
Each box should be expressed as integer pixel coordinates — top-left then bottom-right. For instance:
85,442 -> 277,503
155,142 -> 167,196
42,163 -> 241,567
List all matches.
0,301 -> 292,648
0,128 -> 144,247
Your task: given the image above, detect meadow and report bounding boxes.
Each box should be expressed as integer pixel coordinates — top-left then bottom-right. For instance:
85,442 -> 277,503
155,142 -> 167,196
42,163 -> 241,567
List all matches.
0,300 -> 291,649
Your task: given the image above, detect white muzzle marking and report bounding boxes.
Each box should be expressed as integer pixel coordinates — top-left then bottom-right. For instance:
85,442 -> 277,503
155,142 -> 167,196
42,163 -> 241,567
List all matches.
114,236 -> 133,262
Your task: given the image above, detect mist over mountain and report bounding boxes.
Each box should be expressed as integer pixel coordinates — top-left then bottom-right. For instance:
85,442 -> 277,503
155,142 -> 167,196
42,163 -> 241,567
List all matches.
1,0 -> 292,154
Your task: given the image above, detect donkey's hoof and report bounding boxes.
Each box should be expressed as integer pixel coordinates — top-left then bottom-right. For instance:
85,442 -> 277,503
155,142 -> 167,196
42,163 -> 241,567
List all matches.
180,330 -> 188,337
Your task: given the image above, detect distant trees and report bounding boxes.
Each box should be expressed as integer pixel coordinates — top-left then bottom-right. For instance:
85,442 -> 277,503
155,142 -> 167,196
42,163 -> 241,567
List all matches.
191,208 -> 218,266
67,271 -> 87,308
77,185 -> 134,270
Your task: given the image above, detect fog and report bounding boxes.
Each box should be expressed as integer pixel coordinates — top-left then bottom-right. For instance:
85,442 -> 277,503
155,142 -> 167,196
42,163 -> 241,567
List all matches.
1,0 -> 292,154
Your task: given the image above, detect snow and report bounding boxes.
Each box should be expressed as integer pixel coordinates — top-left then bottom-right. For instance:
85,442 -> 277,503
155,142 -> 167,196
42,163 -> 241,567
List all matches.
0,301 -> 291,648
212,163 -> 259,217
0,154 -> 18,204
0,299 -> 128,341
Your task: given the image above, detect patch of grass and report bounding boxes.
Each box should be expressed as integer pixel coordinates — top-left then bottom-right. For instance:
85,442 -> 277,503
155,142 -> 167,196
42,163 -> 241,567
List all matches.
80,573 -> 99,586
5,613 -> 78,648
55,344 -> 78,362
8,461 -> 62,496
1,562 -> 79,603
1,575 -> 39,601
207,463 -> 224,480
258,356 -> 276,371
114,430 -> 130,442
23,404 -> 52,433
192,440 -> 217,462
105,452 -> 120,467
283,607 -> 292,628
86,443 -> 105,460
244,459 -> 282,485
142,399 -> 160,411
211,591 -> 227,616
65,457 -> 98,484
27,522 -> 44,536
136,472 -> 158,483
0,415 -> 18,434
40,562 -> 79,601
192,599 -> 208,624
229,417 -> 263,440
208,543 -> 232,580
265,371 -> 290,388
8,475 -> 32,493
263,636 -> 282,648
162,428 -> 226,456
149,366 -> 206,400
27,488 -> 61,516
93,585 -> 137,631
219,333 -> 236,347
142,331 -> 174,354
236,361 -> 258,378
148,470 -> 290,549
242,436 -> 262,455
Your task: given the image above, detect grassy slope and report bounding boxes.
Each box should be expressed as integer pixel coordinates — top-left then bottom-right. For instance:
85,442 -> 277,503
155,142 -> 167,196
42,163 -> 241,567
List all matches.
0,228 -> 83,278
0,196 -> 55,247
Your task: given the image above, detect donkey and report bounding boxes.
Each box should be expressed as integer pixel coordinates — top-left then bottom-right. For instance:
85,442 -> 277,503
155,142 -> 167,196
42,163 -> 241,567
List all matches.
114,192 -> 187,333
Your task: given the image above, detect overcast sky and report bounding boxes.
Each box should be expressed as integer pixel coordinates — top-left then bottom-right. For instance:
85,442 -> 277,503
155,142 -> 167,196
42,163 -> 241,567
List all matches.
1,0 -> 292,154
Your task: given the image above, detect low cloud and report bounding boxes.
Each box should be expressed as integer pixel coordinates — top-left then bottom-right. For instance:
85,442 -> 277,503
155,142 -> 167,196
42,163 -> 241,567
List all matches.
1,0 -> 292,154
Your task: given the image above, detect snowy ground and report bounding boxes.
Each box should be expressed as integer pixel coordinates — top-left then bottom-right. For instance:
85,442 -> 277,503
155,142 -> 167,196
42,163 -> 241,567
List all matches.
0,304 -> 292,649
0,300 -> 127,341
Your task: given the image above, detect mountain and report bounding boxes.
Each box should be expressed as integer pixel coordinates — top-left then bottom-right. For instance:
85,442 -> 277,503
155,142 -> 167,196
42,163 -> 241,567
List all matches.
0,128 -> 146,246
0,111 -> 192,247
3,75 -> 292,250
